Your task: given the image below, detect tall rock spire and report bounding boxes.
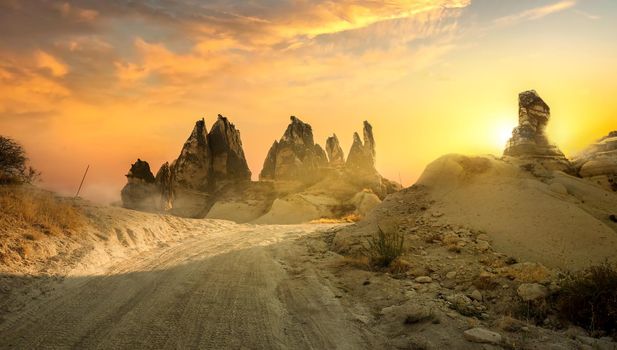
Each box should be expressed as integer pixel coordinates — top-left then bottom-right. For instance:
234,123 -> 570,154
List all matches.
208,114 -> 252,185
326,134 -> 345,165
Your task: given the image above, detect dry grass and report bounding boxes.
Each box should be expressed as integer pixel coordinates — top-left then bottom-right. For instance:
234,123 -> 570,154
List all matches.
365,225 -> 405,268
310,213 -> 361,224
0,185 -> 85,236
556,261 -> 617,337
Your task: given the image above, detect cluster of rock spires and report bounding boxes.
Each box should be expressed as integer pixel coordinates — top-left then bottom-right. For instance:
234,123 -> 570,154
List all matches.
122,115 -> 252,217
502,90 -> 616,192
122,115 -> 400,222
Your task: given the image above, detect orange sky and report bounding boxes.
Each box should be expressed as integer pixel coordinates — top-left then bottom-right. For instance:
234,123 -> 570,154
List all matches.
1,0 -> 616,203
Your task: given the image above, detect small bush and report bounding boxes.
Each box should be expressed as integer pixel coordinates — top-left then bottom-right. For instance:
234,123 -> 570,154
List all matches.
365,225 -> 405,268
0,136 -> 39,184
556,261 -> 617,336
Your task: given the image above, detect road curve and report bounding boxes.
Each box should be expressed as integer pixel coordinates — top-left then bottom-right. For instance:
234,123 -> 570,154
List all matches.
0,224 -> 384,350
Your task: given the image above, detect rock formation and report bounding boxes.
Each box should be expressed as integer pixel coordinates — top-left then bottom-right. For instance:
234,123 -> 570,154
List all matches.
574,131 -> 617,191
172,118 -> 212,192
346,121 -> 377,174
208,115 -> 251,187
503,90 -> 570,170
155,162 -> 173,210
123,115 -> 401,223
259,116 -> 327,182
120,159 -> 159,211
326,134 -> 345,166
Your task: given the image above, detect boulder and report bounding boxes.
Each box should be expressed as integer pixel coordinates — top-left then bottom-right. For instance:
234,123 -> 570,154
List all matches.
517,283 -> 549,301
121,159 -> 159,211
573,131 -> 617,191
463,328 -> 502,345
503,90 -> 571,171
326,134 -> 345,166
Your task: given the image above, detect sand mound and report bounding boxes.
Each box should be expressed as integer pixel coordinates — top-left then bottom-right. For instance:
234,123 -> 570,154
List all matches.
415,154 -> 617,269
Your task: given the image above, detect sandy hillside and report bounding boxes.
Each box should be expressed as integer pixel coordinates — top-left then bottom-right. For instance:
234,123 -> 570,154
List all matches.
413,154 -> 617,269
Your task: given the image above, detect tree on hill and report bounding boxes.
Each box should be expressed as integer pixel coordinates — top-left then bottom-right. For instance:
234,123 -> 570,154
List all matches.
0,136 -> 40,184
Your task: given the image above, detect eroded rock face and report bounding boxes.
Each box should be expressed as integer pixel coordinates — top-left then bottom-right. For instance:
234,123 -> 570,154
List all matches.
259,116 -> 326,182
574,131 -> 617,191
121,159 -> 159,211
503,91 -> 570,170
503,91 -> 571,169
173,119 -> 212,192
155,162 -> 173,210
346,121 -> 377,173
208,115 -> 251,186
326,134 -> 345,166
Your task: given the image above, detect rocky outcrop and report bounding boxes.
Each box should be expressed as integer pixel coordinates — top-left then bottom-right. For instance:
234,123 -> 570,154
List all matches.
326,134 -> 345,166
503,90 -> 570,170
123,115 -> 401,223
574,131 -> 617,191
259,116 -> 327,182
172,119 -> 212,192
168,119 -> 213,217
346,121 -> 377,174
208,115 -> 251,186
155,162 -> 173,210
121,159 -> 159,211
121,116 -> 253,217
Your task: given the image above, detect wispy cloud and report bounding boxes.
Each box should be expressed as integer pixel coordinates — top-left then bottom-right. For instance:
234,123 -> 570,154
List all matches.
494,0 -> 577,26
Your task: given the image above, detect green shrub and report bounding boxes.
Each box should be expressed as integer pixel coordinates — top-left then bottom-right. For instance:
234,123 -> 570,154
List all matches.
556,261 -> 617,336
365,225 -> 405,268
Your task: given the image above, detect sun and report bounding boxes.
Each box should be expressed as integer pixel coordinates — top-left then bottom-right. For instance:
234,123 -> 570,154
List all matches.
492,118 -> 516,150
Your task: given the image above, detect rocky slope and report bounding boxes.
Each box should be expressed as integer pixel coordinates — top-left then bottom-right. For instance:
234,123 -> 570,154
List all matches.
329,90 -> 617,349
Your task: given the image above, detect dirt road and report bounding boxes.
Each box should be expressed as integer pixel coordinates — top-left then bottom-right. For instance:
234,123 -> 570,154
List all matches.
0,223 -> 385,349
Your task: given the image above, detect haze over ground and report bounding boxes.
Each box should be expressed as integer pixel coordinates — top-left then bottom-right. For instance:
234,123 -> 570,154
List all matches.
1,0 -> 616,202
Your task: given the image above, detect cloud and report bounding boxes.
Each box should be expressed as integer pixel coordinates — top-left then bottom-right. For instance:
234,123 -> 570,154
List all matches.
493,0 -> 577,26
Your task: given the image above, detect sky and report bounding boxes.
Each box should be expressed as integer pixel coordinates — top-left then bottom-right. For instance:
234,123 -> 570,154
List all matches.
1,0 -> 616,203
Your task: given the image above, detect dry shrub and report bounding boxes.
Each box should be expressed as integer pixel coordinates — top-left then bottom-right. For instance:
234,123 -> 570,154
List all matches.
336,255 -> 370,270
0,186 -> 85,236
310,213 -> 361,224
556,261 -> 617,337
473,273 -> 499,290
365,225 -> 405,268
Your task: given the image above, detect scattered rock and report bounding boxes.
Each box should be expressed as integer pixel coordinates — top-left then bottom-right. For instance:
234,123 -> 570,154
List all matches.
476,240 -> 490,252
463,328 -> 502,345
469,289 -> 483,301
446,271 -> 457,279
517,283 -> 549,301
415,276 -> 433,283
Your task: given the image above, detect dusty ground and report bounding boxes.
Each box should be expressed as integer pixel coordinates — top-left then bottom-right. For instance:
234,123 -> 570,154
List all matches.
2,163 -> 617,350
0,218 -> 393,350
